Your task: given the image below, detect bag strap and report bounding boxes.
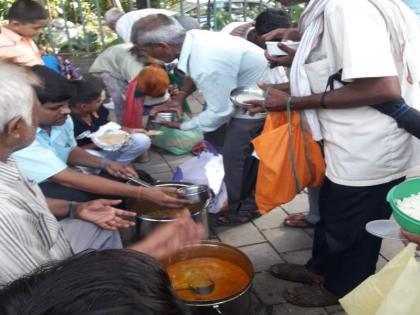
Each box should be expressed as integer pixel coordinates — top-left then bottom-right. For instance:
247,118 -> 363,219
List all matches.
299,112 -> 316,183
286,99 -> 302,194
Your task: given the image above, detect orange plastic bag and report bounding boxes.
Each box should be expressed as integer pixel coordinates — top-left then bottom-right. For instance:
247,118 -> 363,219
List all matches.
252,110 -> 325,214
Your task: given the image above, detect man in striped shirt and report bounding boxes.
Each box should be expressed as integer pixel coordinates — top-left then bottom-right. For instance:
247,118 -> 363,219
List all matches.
0,61 -> 204,285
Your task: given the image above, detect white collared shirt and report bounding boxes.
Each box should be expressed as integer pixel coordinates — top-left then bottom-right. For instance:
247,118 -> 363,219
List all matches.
178,30 -> 288,132
304,0 -> 420,186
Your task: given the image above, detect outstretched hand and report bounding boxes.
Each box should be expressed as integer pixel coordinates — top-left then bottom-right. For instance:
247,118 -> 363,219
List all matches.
244,82 -> 291,116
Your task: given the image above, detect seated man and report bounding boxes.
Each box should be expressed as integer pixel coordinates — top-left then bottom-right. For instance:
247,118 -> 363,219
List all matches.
69,78 -> 151,169
0,61 -> 204,284
13,65 -> 188,207
0,250 -> 188,315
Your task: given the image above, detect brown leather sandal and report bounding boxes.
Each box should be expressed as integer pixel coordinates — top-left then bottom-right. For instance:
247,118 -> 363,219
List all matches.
284,285 -> 339,307
268,263 -> 324,285
283,214 -> 315,228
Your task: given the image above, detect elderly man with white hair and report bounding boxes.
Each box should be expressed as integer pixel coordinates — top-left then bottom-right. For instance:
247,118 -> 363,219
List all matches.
104,7 -> 201,42
0,61 -> 204,284
130,14 -> 288,224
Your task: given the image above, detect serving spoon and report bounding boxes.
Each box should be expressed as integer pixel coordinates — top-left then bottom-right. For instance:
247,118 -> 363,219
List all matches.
175,279 -> 215,296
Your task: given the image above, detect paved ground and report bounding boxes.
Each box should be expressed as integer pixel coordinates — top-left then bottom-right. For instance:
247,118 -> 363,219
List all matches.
134,147 -> 405,315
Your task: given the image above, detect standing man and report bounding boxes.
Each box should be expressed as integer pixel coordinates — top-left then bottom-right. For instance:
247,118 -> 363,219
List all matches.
131,14 -> 288,224
248,0 -> 420,306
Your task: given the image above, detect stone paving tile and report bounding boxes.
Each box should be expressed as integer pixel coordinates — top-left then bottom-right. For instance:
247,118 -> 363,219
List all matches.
281,249 -> 313,265
137,156 -> 172,174
253,207 -> 288,231
263,228 -> 313,254
161,153 -> 194,172
380,239 -> 405,261
253,272 -> 300,305
272,303 -> 329,315
325,305 -> 345,314
281,194 -> 310,215
151,171 -> 174,181
252,293 -> 269,315
240,242 -> 284,272
215,222 -> 266,247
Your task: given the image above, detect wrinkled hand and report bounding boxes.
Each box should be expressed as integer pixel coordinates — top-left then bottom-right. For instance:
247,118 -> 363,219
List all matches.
105,160 -> 138,179
126,128 -> 146,134
262,27 -> 301,42
157,120 -> 182,129
133,212 -> 205,260
140,186 -> 191,208
401,229 -> 420,249
265,43 -> 296,68
75,199 -> 136,230
245,82 -> 291,116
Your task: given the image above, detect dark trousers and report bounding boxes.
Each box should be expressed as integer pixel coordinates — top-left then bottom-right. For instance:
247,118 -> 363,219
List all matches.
306,177 -> 404,297
222,118 -> 265,213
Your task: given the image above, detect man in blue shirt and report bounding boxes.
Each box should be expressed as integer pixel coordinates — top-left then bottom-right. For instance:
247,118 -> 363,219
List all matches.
14,65 -> 188,208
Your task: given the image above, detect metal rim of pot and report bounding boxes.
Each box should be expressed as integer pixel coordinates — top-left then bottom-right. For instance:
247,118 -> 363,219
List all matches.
165,240 -> 254,309
136,198 -> 210,223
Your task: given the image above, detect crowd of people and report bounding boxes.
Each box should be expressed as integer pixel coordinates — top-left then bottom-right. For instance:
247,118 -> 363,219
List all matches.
0,0 -> 420,313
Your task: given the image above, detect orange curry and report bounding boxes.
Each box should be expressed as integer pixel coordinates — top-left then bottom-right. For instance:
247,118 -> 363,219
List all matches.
167,257 -> 250,302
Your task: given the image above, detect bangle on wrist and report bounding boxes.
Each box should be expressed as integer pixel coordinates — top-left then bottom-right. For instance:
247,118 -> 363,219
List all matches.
99,157 -> 108,170
320,91 -> 328,108
68,201 -> 78,219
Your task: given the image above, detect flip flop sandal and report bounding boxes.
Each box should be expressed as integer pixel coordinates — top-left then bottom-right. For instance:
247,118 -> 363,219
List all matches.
283,214 -> 315,228
268,263 -> 324,285
216,212 -> 257,226
284,285 -> 339,307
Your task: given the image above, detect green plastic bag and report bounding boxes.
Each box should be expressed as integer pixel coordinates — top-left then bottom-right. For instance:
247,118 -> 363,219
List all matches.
151,114 -> 203,155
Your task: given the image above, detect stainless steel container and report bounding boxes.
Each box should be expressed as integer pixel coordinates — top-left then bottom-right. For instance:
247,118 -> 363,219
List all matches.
161,241 -> 255,315
155,111 -> 181,122
177,185 -> 209,204
127,182 -> 210,240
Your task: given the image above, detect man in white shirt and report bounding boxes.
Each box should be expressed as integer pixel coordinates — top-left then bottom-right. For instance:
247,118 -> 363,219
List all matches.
248,0 -> 420,307
131,14 -> 288,224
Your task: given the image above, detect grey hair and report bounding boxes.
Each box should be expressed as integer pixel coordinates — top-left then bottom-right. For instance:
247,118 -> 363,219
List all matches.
0,62 -> 40,131
131,14 -> 186,47
104,8 -> 124,26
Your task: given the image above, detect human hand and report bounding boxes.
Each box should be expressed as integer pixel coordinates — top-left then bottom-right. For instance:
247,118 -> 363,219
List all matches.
245,82 -> 291,116
401,229 -> 420,249
125,128 -> 146,134
132,213 -> 205,260
262,27 -> 301,42
105,160 -> 138,179
265,43 -> 296,68
139,186 -> 191,208
75,199 -> 136,230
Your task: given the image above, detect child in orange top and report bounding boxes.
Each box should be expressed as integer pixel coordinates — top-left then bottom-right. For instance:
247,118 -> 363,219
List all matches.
0,0 -> 47,66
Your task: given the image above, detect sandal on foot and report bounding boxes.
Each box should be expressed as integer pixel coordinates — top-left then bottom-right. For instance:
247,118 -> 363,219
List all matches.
216,212 -> 258,226
284,285 -> 339,307
283,214 -> 314,228
268,263 -> 324,285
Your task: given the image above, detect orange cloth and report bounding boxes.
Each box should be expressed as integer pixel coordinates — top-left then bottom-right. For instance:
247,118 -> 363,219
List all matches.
0,26 -> 43,66
252,111 -> 325,213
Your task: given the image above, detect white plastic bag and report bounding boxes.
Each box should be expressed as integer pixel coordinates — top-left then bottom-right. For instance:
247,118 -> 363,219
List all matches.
173,152 -> 226,214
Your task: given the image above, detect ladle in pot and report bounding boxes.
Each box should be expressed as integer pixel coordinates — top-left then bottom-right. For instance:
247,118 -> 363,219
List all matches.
175,279 -> 215,296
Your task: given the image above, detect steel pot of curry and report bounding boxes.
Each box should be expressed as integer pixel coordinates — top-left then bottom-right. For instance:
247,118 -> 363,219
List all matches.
161,241 -> 255,315
127,181 -> 210,240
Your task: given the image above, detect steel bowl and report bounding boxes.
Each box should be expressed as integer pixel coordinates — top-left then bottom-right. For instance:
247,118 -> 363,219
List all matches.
230,86 -> 265,109
155,111 -> 181,123
178,185 -> 210,204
